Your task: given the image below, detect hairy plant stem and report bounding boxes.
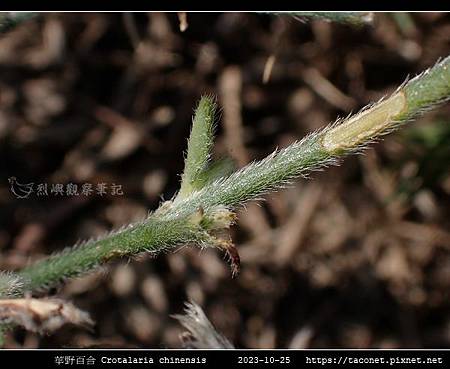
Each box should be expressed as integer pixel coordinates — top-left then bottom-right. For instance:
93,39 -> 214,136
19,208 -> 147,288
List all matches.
10,55 -> 450,295
18,213 -> 209,293
289,12 -> 374,27
167,56 -> 450,217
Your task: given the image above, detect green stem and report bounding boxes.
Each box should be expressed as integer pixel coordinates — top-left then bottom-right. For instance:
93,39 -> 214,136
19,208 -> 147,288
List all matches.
11,55 -> 450,294
18,214 -> 207,292
165,56 -> 450,217
289,12 -> 374,27
402,57 -> 450,117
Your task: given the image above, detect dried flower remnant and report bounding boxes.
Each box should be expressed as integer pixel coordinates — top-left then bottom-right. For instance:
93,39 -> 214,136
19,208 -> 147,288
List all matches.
0,298 -> 93,334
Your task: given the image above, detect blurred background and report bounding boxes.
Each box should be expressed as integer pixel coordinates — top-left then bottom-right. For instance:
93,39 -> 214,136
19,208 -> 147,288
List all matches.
0,12 -> 449,348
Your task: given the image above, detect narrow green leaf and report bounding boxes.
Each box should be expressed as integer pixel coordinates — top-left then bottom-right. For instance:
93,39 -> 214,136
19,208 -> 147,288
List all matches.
178,95 -> 217,198
193,157 -> 236,189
